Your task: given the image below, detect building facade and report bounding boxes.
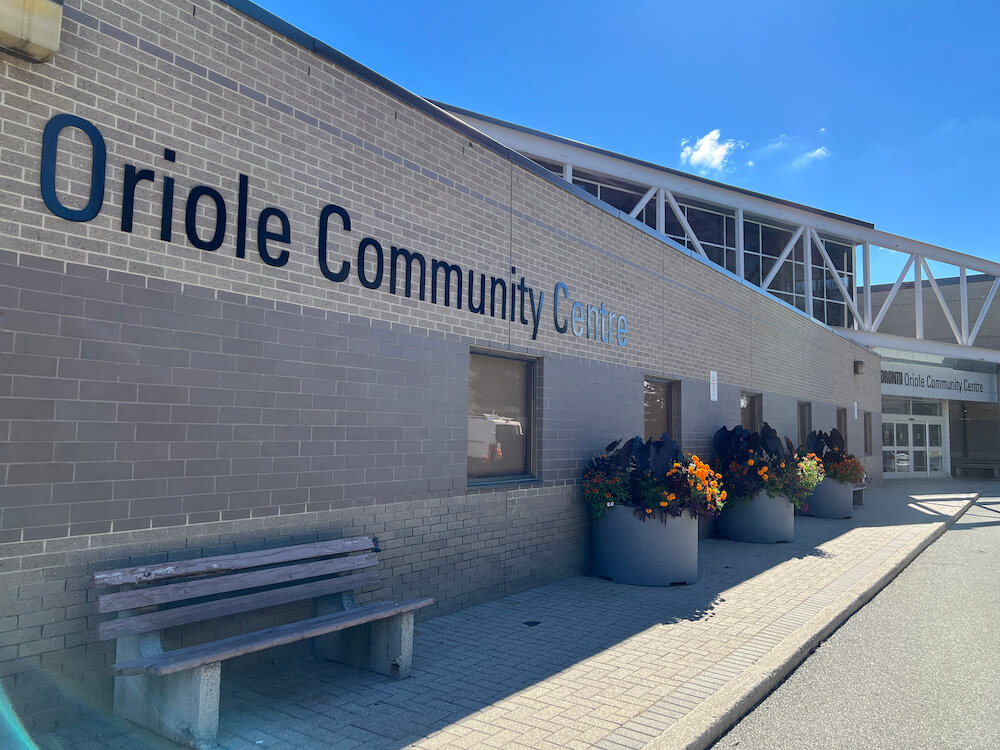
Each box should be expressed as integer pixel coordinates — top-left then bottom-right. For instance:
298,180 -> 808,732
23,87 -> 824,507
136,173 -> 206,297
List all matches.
1,0 -> 883,730
863,276 -> 1000,477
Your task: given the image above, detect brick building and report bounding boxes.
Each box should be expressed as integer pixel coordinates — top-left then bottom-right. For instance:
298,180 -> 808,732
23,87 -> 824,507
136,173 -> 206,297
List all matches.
1,0 -> 889,731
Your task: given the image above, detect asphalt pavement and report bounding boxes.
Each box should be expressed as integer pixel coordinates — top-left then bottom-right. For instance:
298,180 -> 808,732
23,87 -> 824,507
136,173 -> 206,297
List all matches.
712,490 -> 1000,750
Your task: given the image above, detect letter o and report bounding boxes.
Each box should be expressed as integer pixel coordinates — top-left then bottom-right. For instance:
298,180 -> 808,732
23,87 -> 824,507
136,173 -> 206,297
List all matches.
185,185 -> 228,251
40,114 -> 107,222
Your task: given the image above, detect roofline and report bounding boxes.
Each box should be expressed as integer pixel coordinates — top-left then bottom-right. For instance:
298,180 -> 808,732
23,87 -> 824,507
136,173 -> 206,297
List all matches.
433,101 -> 875,231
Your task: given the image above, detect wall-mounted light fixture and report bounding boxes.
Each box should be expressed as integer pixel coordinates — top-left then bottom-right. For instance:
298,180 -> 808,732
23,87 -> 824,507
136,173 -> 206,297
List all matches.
853,360 -> 865,375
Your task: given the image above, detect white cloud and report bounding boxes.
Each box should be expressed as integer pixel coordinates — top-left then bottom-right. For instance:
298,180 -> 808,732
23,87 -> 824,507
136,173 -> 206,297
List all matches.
819,127 -> 827,134
791,146 -> 830,169
761,134 -> 789,152
747,160 -> 755,167
679,129 -> 744,174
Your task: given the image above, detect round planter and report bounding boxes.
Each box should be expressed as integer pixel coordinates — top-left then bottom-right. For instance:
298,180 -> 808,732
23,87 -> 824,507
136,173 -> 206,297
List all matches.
592,505 -> 698,585
716,490 -> 794,543
803,479 -> 853,519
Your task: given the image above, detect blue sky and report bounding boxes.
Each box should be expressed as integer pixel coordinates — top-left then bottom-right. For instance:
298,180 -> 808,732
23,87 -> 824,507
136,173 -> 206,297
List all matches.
253,0 -> 999,284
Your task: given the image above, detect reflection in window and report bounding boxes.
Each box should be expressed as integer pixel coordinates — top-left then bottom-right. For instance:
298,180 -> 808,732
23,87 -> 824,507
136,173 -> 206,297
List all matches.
645,379 -> 680,442
949,401 -> 1000,460
741,393 -> 763,433
797,402 -> 812,448
468,352 -> 534,481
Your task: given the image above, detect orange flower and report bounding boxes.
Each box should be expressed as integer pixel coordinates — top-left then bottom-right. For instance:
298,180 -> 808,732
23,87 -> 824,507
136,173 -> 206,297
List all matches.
659,501 -> 669,507
667,493 -> 676,501
645,508 -> 653,514
747,458 -> 755,466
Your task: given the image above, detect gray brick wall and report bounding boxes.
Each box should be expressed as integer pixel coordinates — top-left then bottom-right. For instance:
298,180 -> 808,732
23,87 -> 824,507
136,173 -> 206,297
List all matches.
1,0 -> 882,730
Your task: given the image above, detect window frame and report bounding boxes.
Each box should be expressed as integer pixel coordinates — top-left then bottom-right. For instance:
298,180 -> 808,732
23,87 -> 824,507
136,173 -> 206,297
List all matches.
467,349 -> 539,487
741,392 -> 763,433
644,376 -> 681,443
797,401 -> 813,449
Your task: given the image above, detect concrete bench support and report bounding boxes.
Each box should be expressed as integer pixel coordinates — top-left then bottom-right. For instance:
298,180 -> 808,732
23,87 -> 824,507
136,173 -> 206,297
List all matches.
315,596 -> 415,678
113,632 -> 220,750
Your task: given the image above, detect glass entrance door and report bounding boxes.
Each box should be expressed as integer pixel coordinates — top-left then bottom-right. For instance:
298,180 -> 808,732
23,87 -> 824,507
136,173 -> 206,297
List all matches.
882,419 -> 946,477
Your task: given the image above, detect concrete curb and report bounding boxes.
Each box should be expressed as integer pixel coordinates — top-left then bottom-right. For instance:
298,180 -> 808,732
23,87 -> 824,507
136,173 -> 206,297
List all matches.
646,492 -> 980,750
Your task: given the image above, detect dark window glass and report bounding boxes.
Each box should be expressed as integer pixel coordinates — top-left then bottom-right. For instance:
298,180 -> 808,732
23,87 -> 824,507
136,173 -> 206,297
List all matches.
792,237 -> 804,263
741,393 -> 763,433
599,185 -> 641,213
771,261 -> 794,294
761,256 -> 776,283
949,401 -> 999,460
797,401 -> 812,448
645,379 -> 680,441
826,241 -> 848,271
864,412 -> 873,455
744,254 -> 761,286
744,222 -> 760,253
705,244 -> 725,267
468,353 -> 533,480
642,202 -> 656,229
665,205 -> 686,238
573,179 -> 599,197
761,225 -> 791,257
882,398 -> 909,414
837,407 -> 848,452
686,207 -> 724,245
826,302 -> 845,327
725,216 -> 736,247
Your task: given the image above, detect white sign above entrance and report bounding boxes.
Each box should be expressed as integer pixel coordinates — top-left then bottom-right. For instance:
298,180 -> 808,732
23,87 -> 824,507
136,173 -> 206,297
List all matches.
880,362 -> 997,403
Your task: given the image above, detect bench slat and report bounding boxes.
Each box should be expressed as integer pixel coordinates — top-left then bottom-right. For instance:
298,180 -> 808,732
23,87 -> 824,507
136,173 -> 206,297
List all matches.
111,598 -> 435,676
92,537 -> 374,586
98,553 -> 379,614
97,570 -> 379,641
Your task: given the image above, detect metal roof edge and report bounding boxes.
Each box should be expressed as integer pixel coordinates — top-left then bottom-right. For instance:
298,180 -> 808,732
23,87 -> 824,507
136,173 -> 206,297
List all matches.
433,101 -> 876,231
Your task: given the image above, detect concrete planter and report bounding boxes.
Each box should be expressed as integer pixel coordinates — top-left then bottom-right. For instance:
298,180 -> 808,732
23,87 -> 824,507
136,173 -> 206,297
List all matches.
803,479 -> 853,519
716,490 -> 794,543
592,505 -> 698,585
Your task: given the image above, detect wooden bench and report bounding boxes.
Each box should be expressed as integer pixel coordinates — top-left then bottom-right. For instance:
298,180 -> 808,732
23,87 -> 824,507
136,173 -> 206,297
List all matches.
91,536 -> 433,750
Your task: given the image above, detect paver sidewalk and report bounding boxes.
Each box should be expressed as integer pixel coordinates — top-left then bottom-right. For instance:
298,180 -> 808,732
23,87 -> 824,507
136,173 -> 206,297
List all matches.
33,480 -> 983,750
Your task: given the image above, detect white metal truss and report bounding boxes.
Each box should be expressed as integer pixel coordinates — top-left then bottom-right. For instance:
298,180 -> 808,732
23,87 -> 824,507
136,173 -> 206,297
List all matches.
447,107 -> 1000,362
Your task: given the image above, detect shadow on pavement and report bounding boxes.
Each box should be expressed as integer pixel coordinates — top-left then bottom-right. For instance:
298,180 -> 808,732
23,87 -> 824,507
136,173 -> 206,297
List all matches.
33,480 -> 982,749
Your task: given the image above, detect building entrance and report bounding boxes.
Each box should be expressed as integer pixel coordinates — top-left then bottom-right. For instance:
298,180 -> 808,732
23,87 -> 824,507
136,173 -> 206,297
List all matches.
882,398 -> 948,478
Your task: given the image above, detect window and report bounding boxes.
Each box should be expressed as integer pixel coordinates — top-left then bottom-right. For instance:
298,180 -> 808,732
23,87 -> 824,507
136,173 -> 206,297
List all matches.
950,401 -> 1000,460
468,352 -> 534,481
644,378 -> 680,442
797,402 -> 812,448
837,407 -> 848,451
864,412 -> 873,455
741,393 -> 763,433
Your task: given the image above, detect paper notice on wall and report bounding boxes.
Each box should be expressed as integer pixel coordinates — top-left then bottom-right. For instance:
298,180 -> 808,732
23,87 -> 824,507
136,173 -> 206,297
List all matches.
710,370 -> 718,402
